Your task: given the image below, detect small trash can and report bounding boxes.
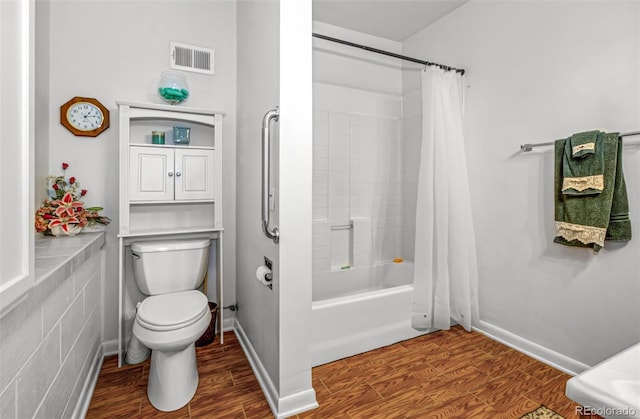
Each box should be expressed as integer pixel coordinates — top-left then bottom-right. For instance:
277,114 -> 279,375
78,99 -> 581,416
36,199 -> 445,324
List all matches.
196,302 -> 218,347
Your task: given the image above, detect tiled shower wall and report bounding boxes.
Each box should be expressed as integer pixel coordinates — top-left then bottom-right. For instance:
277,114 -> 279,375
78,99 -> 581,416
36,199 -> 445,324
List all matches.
401,88 -> 422,261
313,82 -> 406,274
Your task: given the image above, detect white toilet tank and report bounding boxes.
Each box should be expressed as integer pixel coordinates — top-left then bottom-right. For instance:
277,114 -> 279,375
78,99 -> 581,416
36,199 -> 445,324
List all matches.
131,239 -> 211,295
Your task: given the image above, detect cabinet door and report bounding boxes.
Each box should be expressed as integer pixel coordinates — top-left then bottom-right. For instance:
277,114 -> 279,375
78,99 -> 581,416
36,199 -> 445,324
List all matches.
174,148 -> 215,200
130,146 -> 175,201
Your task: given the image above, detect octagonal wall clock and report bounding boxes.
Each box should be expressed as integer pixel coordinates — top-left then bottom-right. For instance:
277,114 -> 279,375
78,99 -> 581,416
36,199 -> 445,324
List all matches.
60,96 -> 110,137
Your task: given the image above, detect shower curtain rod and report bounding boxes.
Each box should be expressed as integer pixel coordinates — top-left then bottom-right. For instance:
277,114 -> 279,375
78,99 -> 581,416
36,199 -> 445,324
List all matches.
520,131 -> 640,152
312,33 -> 466,75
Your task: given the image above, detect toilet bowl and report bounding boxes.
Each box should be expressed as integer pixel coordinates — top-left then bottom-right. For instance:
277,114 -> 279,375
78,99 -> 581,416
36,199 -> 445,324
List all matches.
133,290 -> 211,412
129,238 -> 212,412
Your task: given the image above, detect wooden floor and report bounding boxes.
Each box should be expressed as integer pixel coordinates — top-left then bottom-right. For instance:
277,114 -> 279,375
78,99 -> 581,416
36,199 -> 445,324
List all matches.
87,327 -> 595,418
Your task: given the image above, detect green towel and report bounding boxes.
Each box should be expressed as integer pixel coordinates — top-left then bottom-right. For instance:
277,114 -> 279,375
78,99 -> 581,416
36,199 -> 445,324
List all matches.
606,137 -> 632,242
570,130 -> 598,158
562,131 -> 604,196
554,133 -> 632,251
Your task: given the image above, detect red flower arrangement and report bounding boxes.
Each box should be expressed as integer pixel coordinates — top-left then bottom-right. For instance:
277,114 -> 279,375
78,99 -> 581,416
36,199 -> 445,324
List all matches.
35,162 -> 111,236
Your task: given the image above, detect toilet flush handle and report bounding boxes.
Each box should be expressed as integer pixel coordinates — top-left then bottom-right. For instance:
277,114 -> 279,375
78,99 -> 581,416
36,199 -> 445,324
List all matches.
131,252 -> 140,259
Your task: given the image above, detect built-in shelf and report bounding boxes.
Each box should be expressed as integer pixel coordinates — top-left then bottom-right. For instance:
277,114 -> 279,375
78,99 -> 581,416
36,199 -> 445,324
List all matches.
118,227 -> 224,239
128,143 -> 215,150
129,199 -> 216,205
116,100 -> 225,117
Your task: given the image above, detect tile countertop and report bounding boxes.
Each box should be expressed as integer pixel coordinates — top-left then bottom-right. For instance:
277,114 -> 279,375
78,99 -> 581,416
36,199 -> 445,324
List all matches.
35,231 -> 106,283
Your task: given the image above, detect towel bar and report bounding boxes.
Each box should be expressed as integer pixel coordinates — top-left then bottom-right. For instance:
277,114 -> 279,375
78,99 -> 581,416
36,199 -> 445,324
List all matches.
521,130 -> 640,152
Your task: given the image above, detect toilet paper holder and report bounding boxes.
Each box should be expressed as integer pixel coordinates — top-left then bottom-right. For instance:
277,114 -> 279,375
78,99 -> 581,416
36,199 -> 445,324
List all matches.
254,257 -> 273,290
264,256 -> 273,282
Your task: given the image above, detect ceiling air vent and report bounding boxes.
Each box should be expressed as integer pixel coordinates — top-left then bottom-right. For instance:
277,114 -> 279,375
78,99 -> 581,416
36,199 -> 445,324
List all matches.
170,42 -> 215,75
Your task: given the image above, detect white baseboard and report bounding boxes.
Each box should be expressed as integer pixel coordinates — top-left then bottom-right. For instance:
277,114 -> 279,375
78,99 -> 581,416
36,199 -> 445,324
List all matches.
101,338 -> 119,357
222,314 -> 235,331
233,320 -> 280,415
71,343 -> 104,419
276,388 -> 318,419
474,320 -> 590,376
234,319 -> 318,418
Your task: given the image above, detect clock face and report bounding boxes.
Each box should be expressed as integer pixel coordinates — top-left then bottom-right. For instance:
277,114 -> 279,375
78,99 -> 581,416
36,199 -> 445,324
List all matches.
60,97 -> 110,137
66,102 -> 105,131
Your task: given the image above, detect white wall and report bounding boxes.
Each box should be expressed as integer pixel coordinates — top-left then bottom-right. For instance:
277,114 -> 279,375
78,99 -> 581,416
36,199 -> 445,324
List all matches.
278,0 -> 314,408
236,0 -> 281,390
236,1 -> 316,416
313,21 -> 403,94
34,0 -> 49,203
44,0 -> 237,343
403,0 -> 640,367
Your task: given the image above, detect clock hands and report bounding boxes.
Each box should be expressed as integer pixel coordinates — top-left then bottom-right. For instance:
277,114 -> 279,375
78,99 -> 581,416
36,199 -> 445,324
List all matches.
80,111 -> 101,122
61,97 -> 109,136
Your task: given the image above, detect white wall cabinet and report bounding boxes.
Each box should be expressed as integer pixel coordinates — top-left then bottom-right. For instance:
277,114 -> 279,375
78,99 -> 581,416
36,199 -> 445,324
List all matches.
117,101 -> 223,234
117,101 -> 225,366
130,146 -> 215,202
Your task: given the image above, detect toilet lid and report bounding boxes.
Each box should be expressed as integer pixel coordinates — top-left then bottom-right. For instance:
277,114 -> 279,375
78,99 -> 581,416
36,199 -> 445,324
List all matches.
137,290 -> 209,331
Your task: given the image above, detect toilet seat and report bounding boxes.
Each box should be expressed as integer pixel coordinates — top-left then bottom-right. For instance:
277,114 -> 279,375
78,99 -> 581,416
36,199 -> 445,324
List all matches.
137,290 -> 209,332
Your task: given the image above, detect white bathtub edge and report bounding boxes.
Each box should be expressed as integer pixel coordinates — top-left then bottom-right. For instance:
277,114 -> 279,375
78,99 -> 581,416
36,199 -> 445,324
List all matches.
474,320 -> 590,376
312,284 -> 413,310
311,319 -> 431,366
311,263 -> 420,366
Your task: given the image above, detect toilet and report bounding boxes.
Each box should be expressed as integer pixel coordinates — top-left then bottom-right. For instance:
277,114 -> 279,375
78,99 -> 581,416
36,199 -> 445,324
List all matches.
130,239 -> 212,412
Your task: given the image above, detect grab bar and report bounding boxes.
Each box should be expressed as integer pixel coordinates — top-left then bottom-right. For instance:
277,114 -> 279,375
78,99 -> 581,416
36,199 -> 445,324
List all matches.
262,107 -> 280,244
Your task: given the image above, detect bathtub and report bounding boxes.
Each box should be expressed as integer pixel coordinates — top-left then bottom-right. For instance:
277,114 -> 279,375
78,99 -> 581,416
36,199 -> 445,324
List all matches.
311,261 -> 431,366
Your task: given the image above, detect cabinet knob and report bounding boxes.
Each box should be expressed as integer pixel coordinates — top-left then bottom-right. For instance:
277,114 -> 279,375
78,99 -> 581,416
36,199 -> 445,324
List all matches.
168,171 -> 174,177
175,171 -> 182,177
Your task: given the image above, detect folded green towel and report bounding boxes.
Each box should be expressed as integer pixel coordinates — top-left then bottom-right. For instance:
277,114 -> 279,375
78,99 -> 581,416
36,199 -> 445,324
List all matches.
570,130 -> 598,158
562,131 -> 604,196
606,136 -> 632,242
554,133 -> 632,251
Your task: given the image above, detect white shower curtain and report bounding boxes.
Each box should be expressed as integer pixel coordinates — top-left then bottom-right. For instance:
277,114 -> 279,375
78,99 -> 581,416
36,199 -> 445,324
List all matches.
411,67 -> 479,332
